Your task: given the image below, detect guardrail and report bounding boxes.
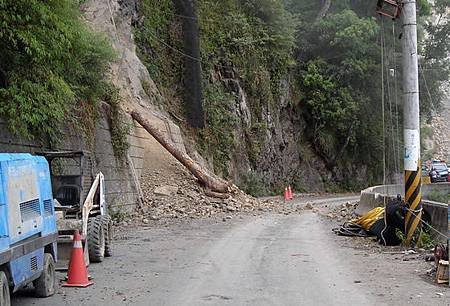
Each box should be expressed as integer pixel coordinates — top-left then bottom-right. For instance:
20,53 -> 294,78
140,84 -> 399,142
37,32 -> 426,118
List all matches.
358,183 -> 449,242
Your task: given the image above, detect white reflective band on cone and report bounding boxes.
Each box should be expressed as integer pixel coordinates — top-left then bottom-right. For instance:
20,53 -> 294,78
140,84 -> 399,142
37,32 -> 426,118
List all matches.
73,240 -> 83,248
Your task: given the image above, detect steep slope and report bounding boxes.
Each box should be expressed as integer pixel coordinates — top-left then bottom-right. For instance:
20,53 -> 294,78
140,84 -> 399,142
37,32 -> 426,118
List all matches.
131,0 -> 339,194
432,96 -> 450,161
80,0 -> 294,220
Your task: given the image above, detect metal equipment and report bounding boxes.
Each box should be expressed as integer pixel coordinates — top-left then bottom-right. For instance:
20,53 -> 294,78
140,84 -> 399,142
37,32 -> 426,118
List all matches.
37,151 -> 112,269
376,0 -> 402,19
0,154 -> 58,305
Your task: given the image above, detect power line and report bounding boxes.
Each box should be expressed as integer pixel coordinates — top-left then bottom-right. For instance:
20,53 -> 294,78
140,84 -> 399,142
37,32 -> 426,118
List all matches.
405,207 -> 448,239
380,16 -> 388,246
173,13 -> 199,20
147,30 -> 202,63
392,22 -> 401,175
145,29 -> 248,72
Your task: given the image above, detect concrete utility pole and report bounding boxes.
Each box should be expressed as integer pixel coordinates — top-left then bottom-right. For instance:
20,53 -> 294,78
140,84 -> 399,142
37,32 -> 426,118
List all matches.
401,0 -> 422,245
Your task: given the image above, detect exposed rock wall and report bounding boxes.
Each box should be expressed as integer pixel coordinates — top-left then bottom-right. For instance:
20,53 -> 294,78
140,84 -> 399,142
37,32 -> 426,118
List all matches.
433,96 -> 450,161
423,95 -> 450,162
82,0 -> 188,210
214,76 -> 334,192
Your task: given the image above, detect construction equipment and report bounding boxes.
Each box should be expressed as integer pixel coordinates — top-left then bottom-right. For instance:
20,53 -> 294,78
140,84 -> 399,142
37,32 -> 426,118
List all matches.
0,154 -> 58,305
37,151 -> 113,269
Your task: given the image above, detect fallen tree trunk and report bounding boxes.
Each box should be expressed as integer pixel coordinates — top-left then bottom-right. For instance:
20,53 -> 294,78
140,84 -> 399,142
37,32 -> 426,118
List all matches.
131,109 -> 233,194
204,190 -> 231,199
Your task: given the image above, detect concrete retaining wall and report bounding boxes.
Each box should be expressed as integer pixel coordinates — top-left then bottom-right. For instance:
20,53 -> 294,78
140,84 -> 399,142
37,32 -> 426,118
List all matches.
358,183 -> 449,242
0,112 -> 143,213
0,107 -> 186,214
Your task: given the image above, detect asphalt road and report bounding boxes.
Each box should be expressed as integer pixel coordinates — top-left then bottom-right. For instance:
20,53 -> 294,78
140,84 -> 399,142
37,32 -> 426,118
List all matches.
12,195 -> 448,305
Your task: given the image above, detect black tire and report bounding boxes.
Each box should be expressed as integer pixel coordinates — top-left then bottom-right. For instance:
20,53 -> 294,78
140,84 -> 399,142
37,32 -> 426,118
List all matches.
33,253 -> 56,298
87,216 -> 105,263
0,271 -> 10,306
99,215 -> 113,257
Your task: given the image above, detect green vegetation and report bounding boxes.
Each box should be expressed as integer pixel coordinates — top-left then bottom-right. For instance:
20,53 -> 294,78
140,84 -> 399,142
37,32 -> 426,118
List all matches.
288,0 -> 449,186
198,83 -> 238,176
292,4 -> 386,185
0,0 -> 115,143
109,201 -> 131,223
136,0 -> 296,177
427,191 -> 450,203
239,170 -> 267,197
134,0 -> 181,91
135,0 -> 450,193
420,0 -> 450,118
197,0 -> 296,98
416,230 -> 436,249
102,84 -> 131,161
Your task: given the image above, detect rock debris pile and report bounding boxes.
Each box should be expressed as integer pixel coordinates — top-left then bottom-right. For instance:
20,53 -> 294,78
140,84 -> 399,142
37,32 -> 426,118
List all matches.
322,201 -> 359,223
118,162 -> 302,225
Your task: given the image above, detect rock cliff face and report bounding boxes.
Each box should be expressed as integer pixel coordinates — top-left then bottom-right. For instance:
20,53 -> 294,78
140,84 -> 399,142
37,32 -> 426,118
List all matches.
434,97 -> 450,161
95,0 -> 347,193
81,0 -> 187,154
82,0 -> 363,195
222,77 -> 333,192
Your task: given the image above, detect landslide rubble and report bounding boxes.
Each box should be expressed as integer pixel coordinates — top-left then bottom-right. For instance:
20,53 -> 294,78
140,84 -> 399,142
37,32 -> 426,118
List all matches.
114,161 -> 303,226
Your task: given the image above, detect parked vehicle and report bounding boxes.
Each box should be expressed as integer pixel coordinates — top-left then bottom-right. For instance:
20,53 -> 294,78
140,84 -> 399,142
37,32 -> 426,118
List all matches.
0,154 -> 58,305
37,151 -> 113,269
429,162 -> 449,183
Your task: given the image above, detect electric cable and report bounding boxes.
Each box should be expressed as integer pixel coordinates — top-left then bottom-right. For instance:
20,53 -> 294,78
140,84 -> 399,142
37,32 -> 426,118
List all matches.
405,207 -> 448,239
380,16 -> 388,246
384,24 -> 396,180
392,22 -> 401,175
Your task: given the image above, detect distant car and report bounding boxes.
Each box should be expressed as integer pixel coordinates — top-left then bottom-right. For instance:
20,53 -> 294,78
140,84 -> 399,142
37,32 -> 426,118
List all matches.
429,162 -> 449,183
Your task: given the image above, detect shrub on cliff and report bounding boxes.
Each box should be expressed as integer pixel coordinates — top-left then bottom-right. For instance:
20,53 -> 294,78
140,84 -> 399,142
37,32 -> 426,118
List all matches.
0,0 -> 115,142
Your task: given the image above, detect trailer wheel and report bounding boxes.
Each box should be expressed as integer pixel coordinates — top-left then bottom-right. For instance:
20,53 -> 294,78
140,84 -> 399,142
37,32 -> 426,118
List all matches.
0,271 -> 10,306
34,254 -> 56,298
99,215 -> 113,257
87,216 -> 105,262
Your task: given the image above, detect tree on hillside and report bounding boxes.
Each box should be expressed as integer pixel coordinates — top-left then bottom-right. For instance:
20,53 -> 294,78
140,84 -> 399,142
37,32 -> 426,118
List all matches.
0,0 -> 114,142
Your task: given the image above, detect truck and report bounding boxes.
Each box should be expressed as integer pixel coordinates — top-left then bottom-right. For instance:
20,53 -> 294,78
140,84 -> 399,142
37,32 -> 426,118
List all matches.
0,154 -> 58,306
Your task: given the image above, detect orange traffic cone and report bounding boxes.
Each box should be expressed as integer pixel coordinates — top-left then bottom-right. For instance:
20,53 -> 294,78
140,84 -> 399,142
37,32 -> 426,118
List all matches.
288,185 -> 294,200
63,230 -> 94,288
284,187 -> 289,201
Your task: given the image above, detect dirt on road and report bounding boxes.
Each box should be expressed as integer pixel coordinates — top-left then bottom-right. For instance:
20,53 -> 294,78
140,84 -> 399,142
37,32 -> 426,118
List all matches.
12,196 -> 448,306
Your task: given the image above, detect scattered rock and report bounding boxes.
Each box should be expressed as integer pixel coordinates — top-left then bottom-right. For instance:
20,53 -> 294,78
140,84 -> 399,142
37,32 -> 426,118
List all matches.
124,156 -> 302,226
154,185 -> 179,197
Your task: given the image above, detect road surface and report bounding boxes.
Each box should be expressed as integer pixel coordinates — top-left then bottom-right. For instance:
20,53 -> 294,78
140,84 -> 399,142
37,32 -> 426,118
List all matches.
13,195 -> 448,305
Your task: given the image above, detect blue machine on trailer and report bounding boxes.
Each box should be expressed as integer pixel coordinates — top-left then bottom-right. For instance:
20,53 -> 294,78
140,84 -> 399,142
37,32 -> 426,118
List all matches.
0,154 -> 58,305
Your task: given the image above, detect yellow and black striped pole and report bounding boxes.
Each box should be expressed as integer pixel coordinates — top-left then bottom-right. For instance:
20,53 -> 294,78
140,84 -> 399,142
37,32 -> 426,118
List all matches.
404,164 -> 422,245
401,1 -> 422,246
